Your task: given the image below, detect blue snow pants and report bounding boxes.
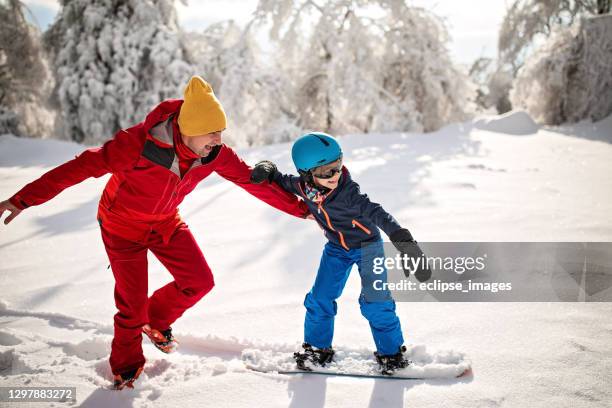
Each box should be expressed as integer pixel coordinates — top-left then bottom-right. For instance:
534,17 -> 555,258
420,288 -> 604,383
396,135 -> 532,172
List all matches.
303,240 -> 404,355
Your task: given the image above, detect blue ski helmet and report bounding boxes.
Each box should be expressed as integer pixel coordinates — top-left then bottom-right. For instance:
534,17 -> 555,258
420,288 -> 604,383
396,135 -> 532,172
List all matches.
291,132 -> 342,172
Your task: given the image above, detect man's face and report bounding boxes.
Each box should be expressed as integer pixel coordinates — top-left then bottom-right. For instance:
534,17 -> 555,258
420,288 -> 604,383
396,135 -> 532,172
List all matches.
181,131 -> 223,157
312,158 -> 342,190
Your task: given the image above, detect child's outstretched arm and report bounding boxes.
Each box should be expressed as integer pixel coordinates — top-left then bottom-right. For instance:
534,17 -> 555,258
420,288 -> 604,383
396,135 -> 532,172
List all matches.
345,182 -> 432,282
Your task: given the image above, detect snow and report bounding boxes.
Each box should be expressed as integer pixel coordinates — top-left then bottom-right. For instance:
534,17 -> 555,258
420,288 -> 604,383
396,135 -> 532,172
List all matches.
1,113 -> 612,407
473,110 -> 538,135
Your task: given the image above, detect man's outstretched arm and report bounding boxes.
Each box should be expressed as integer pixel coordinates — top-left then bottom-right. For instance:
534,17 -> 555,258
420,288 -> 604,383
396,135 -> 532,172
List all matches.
4,127 -> 144,216
214,146 -> 310,218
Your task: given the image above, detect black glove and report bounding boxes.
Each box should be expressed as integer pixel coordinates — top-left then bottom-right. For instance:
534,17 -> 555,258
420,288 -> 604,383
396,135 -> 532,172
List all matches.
390,228 -> 432,282
250,160 -> 278,184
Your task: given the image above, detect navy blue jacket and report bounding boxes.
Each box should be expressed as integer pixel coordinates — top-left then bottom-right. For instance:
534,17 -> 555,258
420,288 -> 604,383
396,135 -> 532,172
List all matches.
273,167 -> 402,250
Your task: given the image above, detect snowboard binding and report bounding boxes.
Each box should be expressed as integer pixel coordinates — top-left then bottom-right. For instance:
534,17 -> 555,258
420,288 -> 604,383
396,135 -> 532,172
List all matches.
113,365 -> 144,390
142,324 -> 178,353
374,345 -> 411,375
294,342 -> 335,371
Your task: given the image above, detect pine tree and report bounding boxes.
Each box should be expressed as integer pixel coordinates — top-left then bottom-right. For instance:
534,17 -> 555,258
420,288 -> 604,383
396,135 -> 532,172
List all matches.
45,0 -> 194,144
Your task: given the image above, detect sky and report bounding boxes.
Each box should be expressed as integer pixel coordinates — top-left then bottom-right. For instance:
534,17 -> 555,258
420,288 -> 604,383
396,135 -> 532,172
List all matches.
21,0 -> 509,66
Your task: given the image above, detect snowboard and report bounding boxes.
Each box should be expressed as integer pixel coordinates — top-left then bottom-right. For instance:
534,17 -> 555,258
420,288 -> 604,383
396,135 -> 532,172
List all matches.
242,344 -> 471,380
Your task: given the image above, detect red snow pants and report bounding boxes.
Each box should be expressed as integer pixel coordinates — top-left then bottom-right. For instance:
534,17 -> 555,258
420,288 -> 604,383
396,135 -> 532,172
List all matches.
100,223 -> 214,375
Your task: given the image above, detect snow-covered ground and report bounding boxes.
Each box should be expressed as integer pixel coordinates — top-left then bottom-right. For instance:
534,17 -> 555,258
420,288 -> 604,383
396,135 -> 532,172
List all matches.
1,111 -> 611,407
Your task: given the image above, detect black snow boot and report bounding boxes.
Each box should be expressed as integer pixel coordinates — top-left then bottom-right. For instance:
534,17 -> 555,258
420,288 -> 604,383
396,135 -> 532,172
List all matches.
374,345 -> 411,375
293,343 -> 335,370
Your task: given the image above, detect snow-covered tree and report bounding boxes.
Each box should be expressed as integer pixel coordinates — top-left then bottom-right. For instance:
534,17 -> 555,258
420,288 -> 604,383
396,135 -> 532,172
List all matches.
488,0 -> 610,116
289,5 -> 383,134
469,58 -> 513,114
253,0 -> 474,136
498,0 -> 601,73
185,20 -> 301,147
45,0 -> 194,144
510,15 -> 612,124
0,0 -> 54,137
376,3 -> 474,132
485,69 -> 513,115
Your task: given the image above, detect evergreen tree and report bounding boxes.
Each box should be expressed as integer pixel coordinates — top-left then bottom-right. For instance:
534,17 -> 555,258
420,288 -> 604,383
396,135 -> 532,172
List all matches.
45,0 -> 194,144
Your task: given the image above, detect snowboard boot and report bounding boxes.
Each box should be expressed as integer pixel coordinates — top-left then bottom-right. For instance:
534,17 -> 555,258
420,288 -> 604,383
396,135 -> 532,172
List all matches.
113,365 -> 144,390
374,345 -> 411,375
294,342 -> 335,371
142,324 -> 178,353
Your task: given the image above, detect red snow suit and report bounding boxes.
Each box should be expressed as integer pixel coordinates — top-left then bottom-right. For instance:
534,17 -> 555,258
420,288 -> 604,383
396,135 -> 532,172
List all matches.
9,99 -> 309,374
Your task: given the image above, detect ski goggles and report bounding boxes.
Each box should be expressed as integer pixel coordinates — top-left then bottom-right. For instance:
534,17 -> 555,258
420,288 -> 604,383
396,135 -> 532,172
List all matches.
312,159 -> 343,179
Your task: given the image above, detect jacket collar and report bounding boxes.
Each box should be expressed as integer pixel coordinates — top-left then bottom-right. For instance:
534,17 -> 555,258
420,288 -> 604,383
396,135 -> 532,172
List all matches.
143,99 -> 184,147
301,166 -> 350,202
173,121 -> 201,160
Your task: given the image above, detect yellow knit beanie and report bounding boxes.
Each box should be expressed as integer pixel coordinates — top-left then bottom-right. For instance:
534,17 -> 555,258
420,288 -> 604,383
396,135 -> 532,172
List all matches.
177,76 -> 227,137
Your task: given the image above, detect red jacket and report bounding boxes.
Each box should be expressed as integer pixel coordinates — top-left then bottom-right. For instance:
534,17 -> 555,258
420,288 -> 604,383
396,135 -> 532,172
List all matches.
9,99 -> 309,243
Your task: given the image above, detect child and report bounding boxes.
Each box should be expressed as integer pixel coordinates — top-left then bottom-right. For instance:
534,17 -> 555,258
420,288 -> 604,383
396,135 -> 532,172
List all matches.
250,132 -> 431,374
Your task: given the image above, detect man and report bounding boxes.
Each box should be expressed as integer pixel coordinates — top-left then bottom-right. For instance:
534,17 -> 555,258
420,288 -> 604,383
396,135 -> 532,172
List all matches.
0,76 -> 309,389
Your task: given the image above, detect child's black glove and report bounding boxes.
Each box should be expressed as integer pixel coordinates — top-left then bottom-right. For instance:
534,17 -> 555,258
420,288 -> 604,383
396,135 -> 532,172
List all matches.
390,228 -> 432,282
251,160 -> 278,184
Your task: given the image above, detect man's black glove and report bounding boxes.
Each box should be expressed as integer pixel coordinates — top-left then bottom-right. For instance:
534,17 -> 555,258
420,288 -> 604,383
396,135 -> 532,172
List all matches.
250,160 -> 278,184
390,228 -> 432,282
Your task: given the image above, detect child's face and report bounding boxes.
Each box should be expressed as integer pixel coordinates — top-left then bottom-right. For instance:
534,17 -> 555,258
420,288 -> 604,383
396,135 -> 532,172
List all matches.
312,158 -> 342,190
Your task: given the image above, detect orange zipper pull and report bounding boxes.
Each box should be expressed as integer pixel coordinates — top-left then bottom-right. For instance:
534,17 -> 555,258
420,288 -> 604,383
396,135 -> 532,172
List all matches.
352,219 -> 372,235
